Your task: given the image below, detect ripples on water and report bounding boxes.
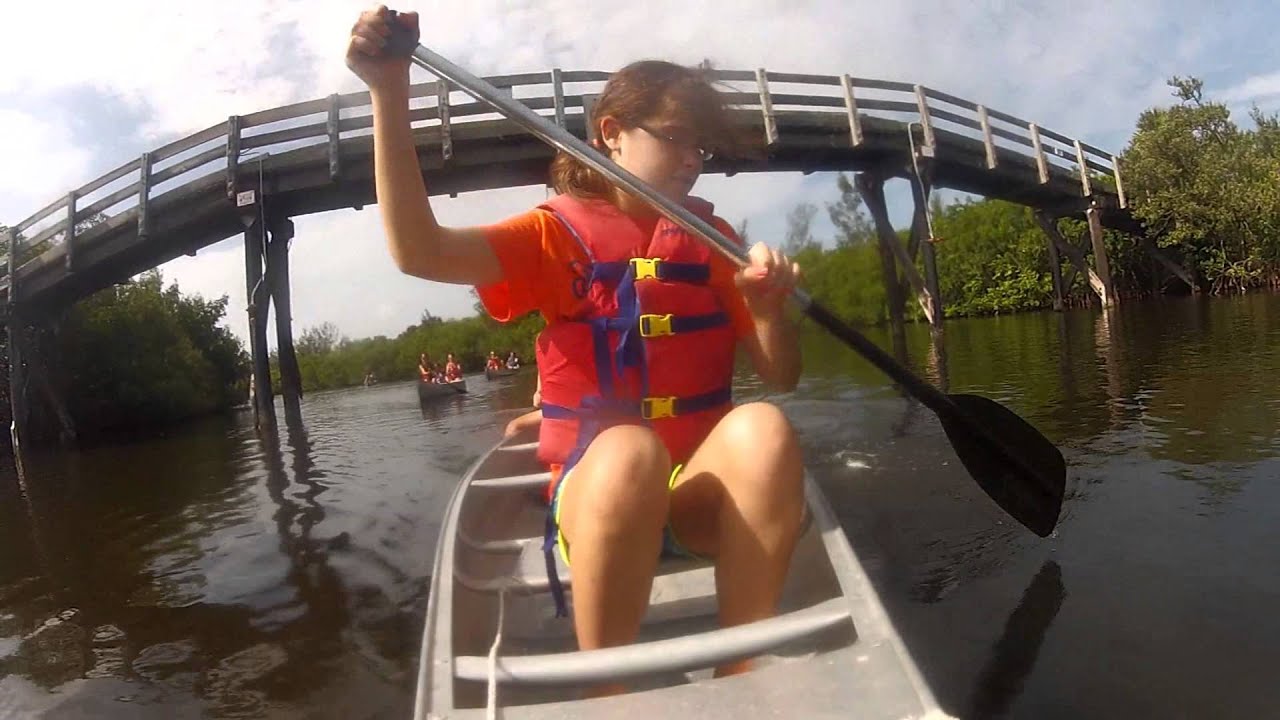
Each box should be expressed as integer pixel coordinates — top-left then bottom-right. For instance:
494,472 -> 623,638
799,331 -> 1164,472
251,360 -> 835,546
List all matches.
2,294 -> 1279,718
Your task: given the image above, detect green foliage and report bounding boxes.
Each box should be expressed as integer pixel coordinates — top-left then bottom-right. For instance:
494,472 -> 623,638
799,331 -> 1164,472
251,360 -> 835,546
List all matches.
1121,76 -> 1280,293
58,270 -> 247,433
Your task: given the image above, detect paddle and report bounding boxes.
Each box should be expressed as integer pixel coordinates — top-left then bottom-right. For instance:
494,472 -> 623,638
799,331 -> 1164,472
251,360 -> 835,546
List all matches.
380,13 -> 1065,537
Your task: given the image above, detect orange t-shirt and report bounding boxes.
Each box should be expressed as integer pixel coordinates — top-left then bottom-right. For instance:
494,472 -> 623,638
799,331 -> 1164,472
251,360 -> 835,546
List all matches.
477,207 -> 755,336
476,205 -> 755,495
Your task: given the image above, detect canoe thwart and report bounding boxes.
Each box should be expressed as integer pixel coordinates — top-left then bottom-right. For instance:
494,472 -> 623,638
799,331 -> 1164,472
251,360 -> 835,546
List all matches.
454,597 -> 852,686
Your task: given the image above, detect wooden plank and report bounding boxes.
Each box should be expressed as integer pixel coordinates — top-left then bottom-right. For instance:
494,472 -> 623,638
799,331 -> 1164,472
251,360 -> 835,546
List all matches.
1079,140 -> 1110,159
560,70 -> 611,83
756,68 -> 779,145
925,107 -> 982,132
152,146 -> 225,186
850,77 -> 915,93
704,69 -> 756,82
551,68 -> 567,128
327,93 -> 342,182
138,152 -> 152,239
226,115 -> 241,200
241,120 -> 329,150
763,71 -> 840,86
1039,126 -> 1073,145
1074,139 -> 1092,196
914,86 -> 936,149
76,157 -> 142,200
978,105 -> 997,169
64,192 -> 77,273
1029,123 -> 1049,184
983,106 -> 1031,129
14,196 -> 68,235
835,98 -> 920,116
241,96 -> 330,129
75,181 -> 141,221
151,120 -> 227,164
1112,155 -> 1127,208
1084,157 -> 1112,175
923,87 -> 979,111
840,74 -> 862,147
439,80 -> 453,162
1141,236 -> 1197,291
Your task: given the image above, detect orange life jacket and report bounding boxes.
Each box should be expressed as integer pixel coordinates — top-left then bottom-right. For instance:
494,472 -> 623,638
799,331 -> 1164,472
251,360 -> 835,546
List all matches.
534,194 -> 738,475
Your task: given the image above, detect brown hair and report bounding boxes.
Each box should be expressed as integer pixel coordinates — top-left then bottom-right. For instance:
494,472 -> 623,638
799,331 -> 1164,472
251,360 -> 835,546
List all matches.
548,60 -> 750,198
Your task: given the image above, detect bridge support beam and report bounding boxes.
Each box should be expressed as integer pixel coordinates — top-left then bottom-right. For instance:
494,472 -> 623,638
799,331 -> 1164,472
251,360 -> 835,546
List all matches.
266,215 -> 303,427
857,172 -> 940,327
1034,211 -> 1111,308
1085,205 -> 1116,307
907,157 -> 944,328
244,217 -> 276,431
1139,236 -> 1199,293
1044,225 -> 1066,311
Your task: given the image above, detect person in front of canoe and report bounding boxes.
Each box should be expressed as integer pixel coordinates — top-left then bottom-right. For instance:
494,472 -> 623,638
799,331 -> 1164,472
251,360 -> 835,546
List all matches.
348,7 -> 805,683
486,351 -> 502,371
505,351 -> 520,369
444,353 -> 463,382
419,352 -> 435,382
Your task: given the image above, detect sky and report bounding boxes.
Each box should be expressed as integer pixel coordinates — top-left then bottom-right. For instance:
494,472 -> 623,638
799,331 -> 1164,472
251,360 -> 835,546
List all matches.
3,0 -> 1279,346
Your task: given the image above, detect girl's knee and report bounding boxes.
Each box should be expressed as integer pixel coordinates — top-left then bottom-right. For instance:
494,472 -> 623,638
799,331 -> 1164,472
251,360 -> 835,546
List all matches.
568,425 -> 671,531
718,403 -> 804,503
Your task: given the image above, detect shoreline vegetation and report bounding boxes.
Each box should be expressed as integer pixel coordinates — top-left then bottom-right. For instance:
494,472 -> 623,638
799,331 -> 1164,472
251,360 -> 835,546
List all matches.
3,76 -> 1277,443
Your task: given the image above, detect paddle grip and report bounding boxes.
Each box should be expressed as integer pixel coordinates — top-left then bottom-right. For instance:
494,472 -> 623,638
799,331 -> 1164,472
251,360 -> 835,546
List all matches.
384,10 -> 418,58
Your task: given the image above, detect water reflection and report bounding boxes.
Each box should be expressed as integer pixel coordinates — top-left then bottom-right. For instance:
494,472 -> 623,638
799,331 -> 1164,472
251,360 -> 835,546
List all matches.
966,561 -> 1066,719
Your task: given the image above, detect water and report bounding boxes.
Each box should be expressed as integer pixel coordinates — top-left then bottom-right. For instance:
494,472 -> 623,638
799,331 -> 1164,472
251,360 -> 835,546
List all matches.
2,294 -> 1279,719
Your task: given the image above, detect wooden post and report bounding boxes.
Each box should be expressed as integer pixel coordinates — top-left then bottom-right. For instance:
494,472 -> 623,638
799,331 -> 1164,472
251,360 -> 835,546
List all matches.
913,85 -> 936,150
5,226 -> 27,457
438,80 -> 453,162
244,218 -> 275,430
64,192 -> 77,273
1112,155 -> 1127,209
267,214 -> 303,427
860,173 -> 937,325
909,159 -> 944,328
138,152 -> 152,240
840,74 -> 862,147
855,173 -> 907,332
978,105 -> 997,169
582,94 -> 599,142
755,68 -> 778,146
1074,140 -> 1092,196
327,94 -> 342,183
1044,220 -> 1065,311
1029,123 -> 1049,184
1086,205 -> 1116,307
551,68 -> 567,129
226,115 -> 242,201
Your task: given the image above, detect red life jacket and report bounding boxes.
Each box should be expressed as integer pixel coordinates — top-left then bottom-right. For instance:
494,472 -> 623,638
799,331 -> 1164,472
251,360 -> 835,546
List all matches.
535,194 -> 739,474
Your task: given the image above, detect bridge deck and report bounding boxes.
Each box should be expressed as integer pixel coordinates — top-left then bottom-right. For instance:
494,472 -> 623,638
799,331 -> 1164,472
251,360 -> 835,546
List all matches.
3,69 -> 1131,315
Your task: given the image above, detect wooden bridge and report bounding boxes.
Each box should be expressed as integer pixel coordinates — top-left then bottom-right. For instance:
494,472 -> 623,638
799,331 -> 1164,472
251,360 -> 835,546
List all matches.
3,67 -> 1181,441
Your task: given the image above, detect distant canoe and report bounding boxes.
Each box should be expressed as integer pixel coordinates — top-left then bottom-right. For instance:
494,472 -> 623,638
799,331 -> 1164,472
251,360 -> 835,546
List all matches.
418,379 -> 467,402
484,367 -> 521,381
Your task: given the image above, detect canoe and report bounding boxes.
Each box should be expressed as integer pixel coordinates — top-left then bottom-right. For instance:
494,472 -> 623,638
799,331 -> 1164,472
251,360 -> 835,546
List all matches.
485,367 -> 520,381
418,379 -> 468,402
412,429 -> 952,719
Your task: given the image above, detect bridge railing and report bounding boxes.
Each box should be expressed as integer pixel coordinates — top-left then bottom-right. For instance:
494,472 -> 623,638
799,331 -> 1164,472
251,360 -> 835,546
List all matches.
2,68 -> 1125,287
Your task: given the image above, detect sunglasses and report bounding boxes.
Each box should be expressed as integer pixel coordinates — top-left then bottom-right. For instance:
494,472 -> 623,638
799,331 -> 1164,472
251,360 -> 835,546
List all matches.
635,123 -> 715,162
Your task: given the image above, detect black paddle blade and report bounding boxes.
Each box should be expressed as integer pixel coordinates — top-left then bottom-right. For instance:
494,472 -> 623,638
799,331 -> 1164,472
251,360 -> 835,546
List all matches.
939,394 -> 1065,537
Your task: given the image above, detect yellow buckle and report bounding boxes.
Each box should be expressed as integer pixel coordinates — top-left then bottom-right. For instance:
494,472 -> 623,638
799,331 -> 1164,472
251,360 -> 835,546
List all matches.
641,396 -> 676,420
639,313 -> 674,337
631,257 -> 661,280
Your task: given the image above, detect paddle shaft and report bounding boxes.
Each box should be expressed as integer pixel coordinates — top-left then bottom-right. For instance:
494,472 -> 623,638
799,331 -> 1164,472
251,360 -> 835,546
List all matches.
380,14 -> 1063,538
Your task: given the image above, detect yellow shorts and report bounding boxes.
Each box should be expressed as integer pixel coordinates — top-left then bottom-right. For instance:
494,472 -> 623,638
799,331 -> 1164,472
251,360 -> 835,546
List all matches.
549,463 -> 699,566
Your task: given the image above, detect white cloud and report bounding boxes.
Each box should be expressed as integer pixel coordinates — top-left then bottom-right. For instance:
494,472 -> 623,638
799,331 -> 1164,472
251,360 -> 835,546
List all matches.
3,0 -> 1269,344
